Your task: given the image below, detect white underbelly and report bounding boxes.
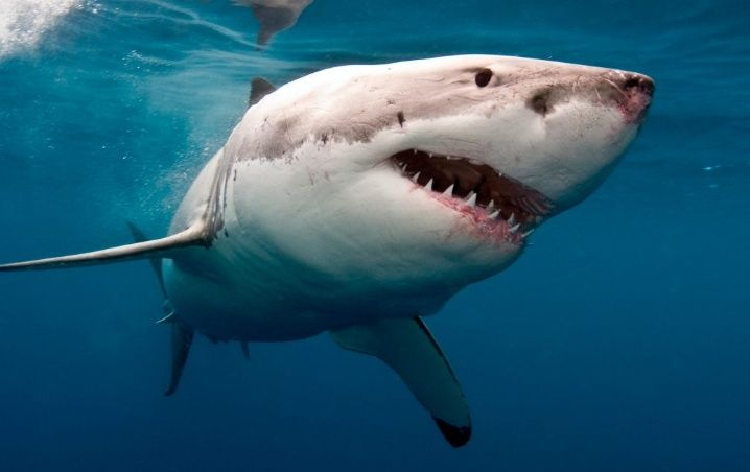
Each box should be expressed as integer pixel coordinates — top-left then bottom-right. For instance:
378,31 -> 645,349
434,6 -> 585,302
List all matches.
158,147 -> 465,341
161,227 -> 454,341
162,248 -> 333,341
160,236 -> 431,342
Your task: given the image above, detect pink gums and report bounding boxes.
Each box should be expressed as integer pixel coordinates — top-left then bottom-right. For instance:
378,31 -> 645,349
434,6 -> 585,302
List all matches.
430,191 -> 524,246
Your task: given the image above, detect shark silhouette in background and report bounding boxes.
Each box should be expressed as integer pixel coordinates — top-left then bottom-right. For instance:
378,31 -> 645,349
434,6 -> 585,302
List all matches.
233,0 -> 313,46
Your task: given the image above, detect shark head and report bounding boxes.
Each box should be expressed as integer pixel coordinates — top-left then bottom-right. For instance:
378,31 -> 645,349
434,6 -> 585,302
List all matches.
227,55 -> 654,314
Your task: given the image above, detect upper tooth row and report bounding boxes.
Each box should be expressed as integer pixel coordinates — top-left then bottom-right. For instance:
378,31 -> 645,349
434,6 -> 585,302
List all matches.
410,150 -> 466,160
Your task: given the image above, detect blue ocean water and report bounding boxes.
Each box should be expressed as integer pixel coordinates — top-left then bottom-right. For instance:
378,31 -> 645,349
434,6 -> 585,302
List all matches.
0,0 -> 748,470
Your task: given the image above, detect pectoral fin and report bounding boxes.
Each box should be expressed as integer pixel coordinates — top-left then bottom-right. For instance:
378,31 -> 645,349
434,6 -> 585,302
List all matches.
0,224 -> 206,272
331,317 -> 471,447
164,321 -> 194,397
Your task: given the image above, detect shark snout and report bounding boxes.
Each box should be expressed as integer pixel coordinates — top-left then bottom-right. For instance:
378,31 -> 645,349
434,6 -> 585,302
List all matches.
605,71 -> 655,124
524,69 -> 654,124
620,73 -> 655,96
511,66 -> 655,211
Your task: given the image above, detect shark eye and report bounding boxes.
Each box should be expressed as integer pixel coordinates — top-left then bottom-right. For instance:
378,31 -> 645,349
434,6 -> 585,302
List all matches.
474,68 -> 493,87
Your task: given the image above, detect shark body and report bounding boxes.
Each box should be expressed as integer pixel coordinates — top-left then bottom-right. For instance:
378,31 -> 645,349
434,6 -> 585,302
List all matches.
0,55 -> 654,447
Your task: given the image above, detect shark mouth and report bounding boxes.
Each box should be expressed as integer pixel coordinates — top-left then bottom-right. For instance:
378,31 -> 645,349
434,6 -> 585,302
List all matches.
391,149 -> 554,244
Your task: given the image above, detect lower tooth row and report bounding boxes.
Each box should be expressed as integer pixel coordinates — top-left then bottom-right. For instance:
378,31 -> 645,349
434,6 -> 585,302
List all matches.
413,176 -> 527,228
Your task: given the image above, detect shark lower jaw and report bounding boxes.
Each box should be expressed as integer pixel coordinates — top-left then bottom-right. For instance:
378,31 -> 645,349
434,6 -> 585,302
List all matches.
390,149 -> 555,246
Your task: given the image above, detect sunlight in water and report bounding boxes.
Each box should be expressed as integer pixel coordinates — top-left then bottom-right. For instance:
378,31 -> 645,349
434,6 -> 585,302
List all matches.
0,0 -> 82,57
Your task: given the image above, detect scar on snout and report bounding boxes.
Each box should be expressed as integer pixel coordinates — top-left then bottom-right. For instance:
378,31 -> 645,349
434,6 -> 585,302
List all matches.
397,111 -> 405,127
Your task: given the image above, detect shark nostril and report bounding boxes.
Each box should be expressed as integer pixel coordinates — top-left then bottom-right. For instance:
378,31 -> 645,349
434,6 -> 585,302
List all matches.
622,74 -> 655,96
624,77 -> 640,89
528,92 -> 551,116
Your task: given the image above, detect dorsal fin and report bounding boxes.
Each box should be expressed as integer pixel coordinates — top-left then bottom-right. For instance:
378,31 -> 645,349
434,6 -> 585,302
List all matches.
0,223 -> 207,272
249,77 -> 276,108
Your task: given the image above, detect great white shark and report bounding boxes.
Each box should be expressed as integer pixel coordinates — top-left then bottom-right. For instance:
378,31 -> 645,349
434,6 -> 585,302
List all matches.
0,54 -> 654,447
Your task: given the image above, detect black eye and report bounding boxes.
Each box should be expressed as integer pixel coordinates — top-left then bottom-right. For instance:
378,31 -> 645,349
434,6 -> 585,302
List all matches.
474,68 -> 493,87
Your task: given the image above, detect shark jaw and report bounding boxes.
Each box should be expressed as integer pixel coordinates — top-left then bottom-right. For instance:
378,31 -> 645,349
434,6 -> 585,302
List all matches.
390,148 -> 554,247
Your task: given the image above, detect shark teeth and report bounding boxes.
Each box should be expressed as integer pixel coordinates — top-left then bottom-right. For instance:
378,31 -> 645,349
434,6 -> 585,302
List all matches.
393,148 -> 552,243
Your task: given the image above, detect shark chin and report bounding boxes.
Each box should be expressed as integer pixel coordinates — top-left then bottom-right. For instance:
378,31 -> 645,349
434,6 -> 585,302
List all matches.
0,54 -> 654,448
